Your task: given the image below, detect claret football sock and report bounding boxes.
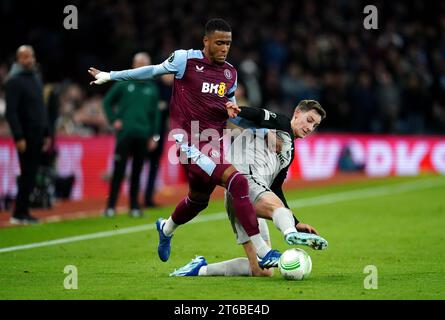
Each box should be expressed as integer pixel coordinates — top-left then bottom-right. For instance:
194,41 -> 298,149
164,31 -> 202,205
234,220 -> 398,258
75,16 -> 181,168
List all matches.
226,171 -> 260,237
170,196 -> 209,228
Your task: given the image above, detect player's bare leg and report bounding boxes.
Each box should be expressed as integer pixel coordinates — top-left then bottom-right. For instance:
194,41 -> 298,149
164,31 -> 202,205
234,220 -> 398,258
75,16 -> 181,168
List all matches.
197,218 -> 273,276
170,230 -> 273,277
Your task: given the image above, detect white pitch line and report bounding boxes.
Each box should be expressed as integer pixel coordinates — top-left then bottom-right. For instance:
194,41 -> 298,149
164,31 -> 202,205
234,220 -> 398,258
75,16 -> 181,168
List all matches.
0,212 -> 227,254
0,177 -> 443,254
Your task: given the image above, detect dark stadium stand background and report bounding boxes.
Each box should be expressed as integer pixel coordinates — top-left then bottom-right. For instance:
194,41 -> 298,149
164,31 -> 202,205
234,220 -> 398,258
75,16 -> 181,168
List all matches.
1,0 -> 445,133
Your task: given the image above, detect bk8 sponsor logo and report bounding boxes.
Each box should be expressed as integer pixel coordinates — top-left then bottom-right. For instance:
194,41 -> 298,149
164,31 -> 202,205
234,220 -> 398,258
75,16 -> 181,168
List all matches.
201,82 -> 227,97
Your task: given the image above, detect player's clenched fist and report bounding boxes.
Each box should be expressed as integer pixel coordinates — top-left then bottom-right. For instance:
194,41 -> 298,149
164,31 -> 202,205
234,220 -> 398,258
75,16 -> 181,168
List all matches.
88,67 -> 111,85
226,101 -> 241,118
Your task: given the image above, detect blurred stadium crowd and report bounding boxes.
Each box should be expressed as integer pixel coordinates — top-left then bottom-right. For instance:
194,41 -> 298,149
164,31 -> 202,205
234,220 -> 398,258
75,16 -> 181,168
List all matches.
1,0 -> 445,137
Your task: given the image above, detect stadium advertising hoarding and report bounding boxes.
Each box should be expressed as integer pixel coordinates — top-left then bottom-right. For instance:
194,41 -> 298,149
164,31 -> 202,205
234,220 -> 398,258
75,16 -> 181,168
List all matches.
0,134 -> 444,200
291,134 -> 445,180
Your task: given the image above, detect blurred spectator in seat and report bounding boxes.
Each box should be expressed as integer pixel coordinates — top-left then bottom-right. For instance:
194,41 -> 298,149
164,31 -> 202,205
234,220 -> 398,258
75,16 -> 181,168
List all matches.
400,73 -> 429,133
74,95 -> 108,135
375,70 -> 401,133
239,56 -> 262,108
349,72 -> 378,133
56,83 -> 93,136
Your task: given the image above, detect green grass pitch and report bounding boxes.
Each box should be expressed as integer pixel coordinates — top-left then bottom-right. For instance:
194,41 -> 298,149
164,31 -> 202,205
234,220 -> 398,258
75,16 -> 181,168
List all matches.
0,175 -> 444,300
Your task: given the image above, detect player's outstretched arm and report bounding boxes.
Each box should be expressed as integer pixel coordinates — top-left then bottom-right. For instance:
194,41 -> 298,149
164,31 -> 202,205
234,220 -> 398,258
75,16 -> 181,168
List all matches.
88,64 -> 171,85
227,103 -> 266,123
89,50 -> 188,85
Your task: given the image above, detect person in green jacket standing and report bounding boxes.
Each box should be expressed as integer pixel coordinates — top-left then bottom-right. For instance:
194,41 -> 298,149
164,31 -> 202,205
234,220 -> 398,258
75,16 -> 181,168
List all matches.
103,52 -> 161,218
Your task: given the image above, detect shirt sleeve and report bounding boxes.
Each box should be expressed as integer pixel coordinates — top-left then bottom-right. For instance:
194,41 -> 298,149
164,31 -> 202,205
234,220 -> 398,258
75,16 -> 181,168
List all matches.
236,106 -> 265,124
226,71 -> 237,103
227,106 -> 265,129
160,50 -> 188,79
110,49 -> 188,81
237,106 -> 289,131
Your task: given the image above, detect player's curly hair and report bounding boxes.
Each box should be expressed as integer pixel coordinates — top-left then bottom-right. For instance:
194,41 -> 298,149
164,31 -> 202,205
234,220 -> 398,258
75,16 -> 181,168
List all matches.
296,100 -> 326,120
205,18 -> 231,35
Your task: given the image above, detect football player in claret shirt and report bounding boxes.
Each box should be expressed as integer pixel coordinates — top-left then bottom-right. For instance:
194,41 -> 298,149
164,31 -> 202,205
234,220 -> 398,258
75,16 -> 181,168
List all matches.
90,18 -> 290,268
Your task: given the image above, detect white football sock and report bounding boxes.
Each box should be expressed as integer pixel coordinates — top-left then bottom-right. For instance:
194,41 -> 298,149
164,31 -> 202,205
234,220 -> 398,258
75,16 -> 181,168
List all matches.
258,218 -> 270,242
250,234 -> 271,258
272,207 -> 297,236
198,258 -> 251,276
162,217 -> 178,237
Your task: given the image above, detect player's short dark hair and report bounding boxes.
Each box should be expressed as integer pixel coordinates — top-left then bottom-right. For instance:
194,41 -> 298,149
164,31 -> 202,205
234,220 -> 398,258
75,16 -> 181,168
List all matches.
205,18 -> 231,35
296,100 -> 326,120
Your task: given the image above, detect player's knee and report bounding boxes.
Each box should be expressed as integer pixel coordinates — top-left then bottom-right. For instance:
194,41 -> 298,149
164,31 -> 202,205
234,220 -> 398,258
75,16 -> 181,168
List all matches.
263,199 -> 278,215
185,196 -> 209,214
226,172 -> 249,197
188,191 -> 211,205
255,196 -> 284,218
221,165 -> 238,186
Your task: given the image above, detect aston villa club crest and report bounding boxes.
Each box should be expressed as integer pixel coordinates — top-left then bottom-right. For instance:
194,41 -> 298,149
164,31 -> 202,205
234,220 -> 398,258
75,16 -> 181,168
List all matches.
224,69 -> 232,80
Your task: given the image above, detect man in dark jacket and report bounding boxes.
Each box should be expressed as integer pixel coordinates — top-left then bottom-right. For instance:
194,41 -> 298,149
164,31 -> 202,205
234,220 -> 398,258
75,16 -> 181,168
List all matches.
5,45 -> 51,225
103,52 -> 161,218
